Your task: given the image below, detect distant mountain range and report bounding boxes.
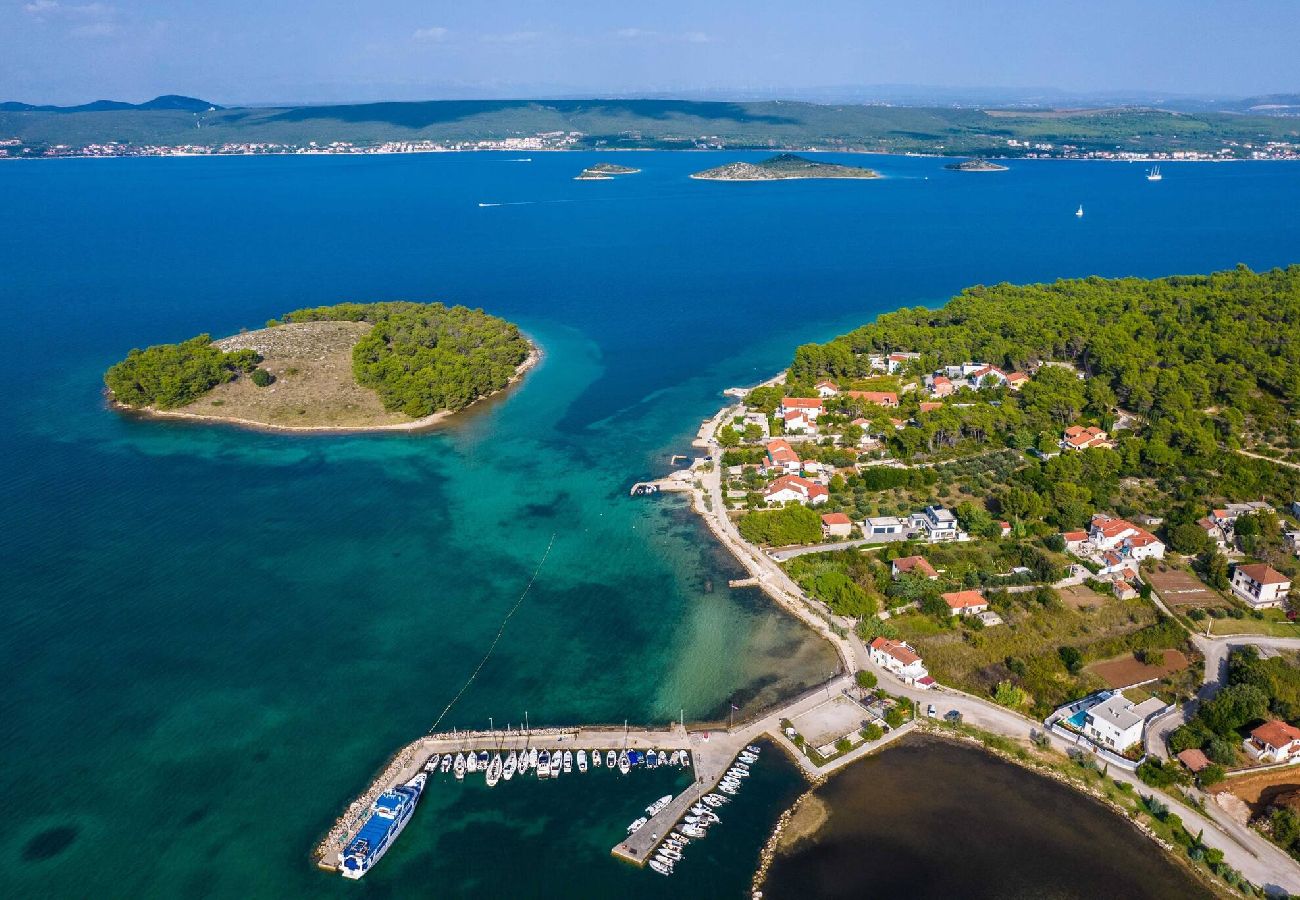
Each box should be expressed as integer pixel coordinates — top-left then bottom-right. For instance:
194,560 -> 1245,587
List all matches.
0,95 -> 219,113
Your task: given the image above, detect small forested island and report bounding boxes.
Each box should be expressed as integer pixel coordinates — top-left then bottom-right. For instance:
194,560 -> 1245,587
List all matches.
690,153 -> 880,181
944,158 -> 1008,171
104,301 -> 535,431
575,162 -> 641,180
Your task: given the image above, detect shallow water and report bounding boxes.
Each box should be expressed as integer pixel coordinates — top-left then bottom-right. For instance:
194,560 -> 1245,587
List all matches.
1,151 -> 1298,897
764,736 -> 1214,900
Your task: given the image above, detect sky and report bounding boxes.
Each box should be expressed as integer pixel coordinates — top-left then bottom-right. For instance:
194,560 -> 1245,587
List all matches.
2,0 -> 1298,105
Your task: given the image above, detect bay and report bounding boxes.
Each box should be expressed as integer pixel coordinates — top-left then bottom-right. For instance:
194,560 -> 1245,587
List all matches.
1,151 -> 1297,898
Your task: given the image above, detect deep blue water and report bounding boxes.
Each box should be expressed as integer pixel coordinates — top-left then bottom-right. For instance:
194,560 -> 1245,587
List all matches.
1,151 -> 1297,898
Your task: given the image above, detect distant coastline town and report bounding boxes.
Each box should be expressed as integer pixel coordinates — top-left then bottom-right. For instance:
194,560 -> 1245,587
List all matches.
3,96 -> 1299,161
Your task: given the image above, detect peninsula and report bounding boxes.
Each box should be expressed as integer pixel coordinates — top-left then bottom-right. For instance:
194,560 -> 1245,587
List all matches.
103,301 -> 535,432
575,162 -> 641,180
944,158 -> 1009,171
690,153 -> 880,181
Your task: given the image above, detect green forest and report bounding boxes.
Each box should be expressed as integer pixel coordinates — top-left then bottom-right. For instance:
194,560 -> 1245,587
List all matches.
276,301 -> 531,417
104,335 -> 261,409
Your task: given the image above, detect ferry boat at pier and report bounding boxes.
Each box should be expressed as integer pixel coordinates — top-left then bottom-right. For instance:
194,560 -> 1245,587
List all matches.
337,774 -> 426,879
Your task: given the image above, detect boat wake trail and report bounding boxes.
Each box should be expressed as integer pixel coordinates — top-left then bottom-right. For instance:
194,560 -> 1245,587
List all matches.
428,532 -> 557,732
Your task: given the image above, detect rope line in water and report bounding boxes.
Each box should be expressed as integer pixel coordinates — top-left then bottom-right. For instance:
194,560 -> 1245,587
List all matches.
428,532 -> 556,733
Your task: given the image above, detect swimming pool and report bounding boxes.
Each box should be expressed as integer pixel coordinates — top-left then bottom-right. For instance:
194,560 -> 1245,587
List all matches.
1066,709 -> 1089,729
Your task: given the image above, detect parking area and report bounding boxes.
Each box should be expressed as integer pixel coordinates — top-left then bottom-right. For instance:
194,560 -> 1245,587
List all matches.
789,695 -> 871,749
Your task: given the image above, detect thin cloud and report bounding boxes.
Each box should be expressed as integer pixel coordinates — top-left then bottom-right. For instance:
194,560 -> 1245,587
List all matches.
480,30 -> 542,44
683,31 -> 710,43
412,26 -> 448,42
616,28 -> 656,39
24,1 -> 113,15
69,20 -> 117,37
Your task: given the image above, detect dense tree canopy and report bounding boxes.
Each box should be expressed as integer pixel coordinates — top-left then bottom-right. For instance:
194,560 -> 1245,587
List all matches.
789,265 -> 1300,447
279,302 -> 531,417
104,335 -> 260,409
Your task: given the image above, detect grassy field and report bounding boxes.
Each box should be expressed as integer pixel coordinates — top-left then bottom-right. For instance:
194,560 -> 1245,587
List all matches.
175,321 -> 414,429
1208,612 -> 1300,637
892,594 -> 1187,714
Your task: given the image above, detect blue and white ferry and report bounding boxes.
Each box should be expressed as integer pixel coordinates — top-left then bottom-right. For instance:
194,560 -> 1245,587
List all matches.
338,773 -> 426,879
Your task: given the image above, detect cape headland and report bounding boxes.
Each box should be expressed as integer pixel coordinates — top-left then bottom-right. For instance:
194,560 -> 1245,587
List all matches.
575,162 -> 641,180
690,153 -> 880,181
104,301 -> 536,432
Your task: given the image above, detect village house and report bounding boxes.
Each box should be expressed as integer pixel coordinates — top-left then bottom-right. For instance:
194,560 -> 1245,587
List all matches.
1062,425 -> 1113,451
1088,514 -> 1165,562
1230,563 -> 1292,609
867,637 -> 933,688
764,439 -> 802,476
1177,748 -> 1211,774
1006,372 -> 1030,391
1197,516 -> 1229,551
884,352 -> 920,375
966,365 -> 1009,389
782,409 -> 818,435
778,397 -> 823,420
912,505 -> 964,543
1243,719 -> 1300,764
926,374 -> 954,398
763,475 -> 829,507
821,512 -> 853,538
1073,691 -> 1167,753
891,555 -> 939,580
845,390 -> 900,409
1112,580 -> 1139,601
864,516 -> 911,539
998,521 -> 1012,538
918,402 -> 944,414
941,590 -> 989,616
1061,530 -> 1089,554
814,380 -> 839,398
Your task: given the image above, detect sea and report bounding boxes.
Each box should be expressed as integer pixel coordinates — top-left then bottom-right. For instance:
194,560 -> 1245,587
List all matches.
1,150 -> 1297,898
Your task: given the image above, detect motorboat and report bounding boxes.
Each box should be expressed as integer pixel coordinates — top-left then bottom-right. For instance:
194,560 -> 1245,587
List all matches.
627,816 -> 649,834
646,795 -> 673,816
529,747 -> 539,770
549,752 -> 562,778
606,750 -> 617,768
537,750 -> 551,778
646,750 -> 657,767
562,750 -> 573,774
453,753 -> 465,780
618,750 -> 631,775
746,745 -> 761,754
577,750 -> 588,772
680,752 -> 691,767
477,751 -> 490,770
440,755 -> 452,773
649,859 -> 673,876
464,752 -> 477,774
592,749 -> 602,768
669,751 -> 681,766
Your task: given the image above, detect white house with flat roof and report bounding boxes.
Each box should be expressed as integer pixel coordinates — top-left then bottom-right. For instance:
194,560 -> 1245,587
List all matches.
1071,691 -> 1167,753
911,505 -> 964,542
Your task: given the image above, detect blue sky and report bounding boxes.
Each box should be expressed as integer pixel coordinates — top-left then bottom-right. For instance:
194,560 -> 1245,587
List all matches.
3,0 -> 1298,104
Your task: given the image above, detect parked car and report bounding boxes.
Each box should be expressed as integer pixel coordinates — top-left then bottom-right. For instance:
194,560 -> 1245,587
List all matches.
926,704 -> 937,718
944,710 -> 963,723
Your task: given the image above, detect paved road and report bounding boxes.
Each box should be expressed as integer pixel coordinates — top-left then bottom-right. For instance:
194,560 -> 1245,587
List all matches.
771,535 -> 911,561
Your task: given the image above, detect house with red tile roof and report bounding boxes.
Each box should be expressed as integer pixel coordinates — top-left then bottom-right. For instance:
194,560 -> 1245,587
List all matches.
867,637 -> 932,687
1244,720 -> 1300,763
1061,530 -> 1089,553
778,397 -> 823,419
844,390 -> 899,409
928,374 -> 954,398
891,555 -> 938,580
941,590 -> 989,616
821,512 -> 853,538
782,409 -> 818,435
1231,563 -> 1292,609
763,475 -> 829,507
918,401 -> 944,414
1006,372 -> 1030,391
814,380 -> 839,398
764,439 -> 802,476
1062,425 -> 1113,451
1088,514 -> 1165,562
1177,748 -> 1211,773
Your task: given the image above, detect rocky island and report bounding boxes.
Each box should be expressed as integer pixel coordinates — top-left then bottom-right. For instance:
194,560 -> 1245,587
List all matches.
690,153 -> 879,181
575,162 -> 641,180
944,158 -> 1009,171
104,301 -> 536,432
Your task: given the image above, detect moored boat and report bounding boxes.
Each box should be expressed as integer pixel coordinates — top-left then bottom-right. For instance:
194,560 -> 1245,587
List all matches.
592,749 -> 603,768
529,747 -> 539,770
503,751 -> 517,781
549,751 -> 562,778
454,753 -> 466,780
627,816 -> 649,834
645,794 -> 673,816
649,859 -> 673,876
606,750 -> 617,768
465,752 -> 478,774
537,749 -> 551,778
577,750 -> 588,772
338,774 -> 426,879
562,750 -> 573,773
618,750 -> 631,775
485,753 -> 502,787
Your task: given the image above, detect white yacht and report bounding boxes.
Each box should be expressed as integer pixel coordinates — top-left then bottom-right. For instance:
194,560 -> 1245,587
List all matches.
485,754 -> 502,787
577,750 -> 588,772
502,751 -> 517,781
592,749 -> 603,768
606,750 -> 617,768
465,752 -> 478,774
645,794 -> 673,816
453,753 -> 465,780
562,750 -> 573,773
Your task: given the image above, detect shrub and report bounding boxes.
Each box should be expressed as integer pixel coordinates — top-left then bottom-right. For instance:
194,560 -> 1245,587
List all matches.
862,723 -> 884,741
250,367 -> 275,387
855,670 -> 878,690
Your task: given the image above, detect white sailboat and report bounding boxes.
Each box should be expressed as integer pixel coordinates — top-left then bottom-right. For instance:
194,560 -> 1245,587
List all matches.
1075,204 -> 1084,218
502,751 -> 517,781
1146,165 -> 1162,181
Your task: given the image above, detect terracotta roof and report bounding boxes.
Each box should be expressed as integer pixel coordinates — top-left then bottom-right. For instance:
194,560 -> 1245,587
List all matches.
1177,748 -> 1211,772
893,555 -> 938,578
845,390 -> 899,406
918,402 -> 943,413
781,397 -> 823,410
1237,564 -> 1291,586
941,590 -> 987,611
815,380 -> 838,390
1062,530 -> 1088,542
1007,372 -> 1029,383
765,440 -> 800,464
870,636 -> 920,666
1251,719 -> 1300,750
764,475 -> 828,500
821,513 -> 852,526
933,376 -> 951,386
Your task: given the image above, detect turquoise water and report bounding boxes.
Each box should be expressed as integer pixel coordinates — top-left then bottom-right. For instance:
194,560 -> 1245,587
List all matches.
1,152 -> 1298,898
